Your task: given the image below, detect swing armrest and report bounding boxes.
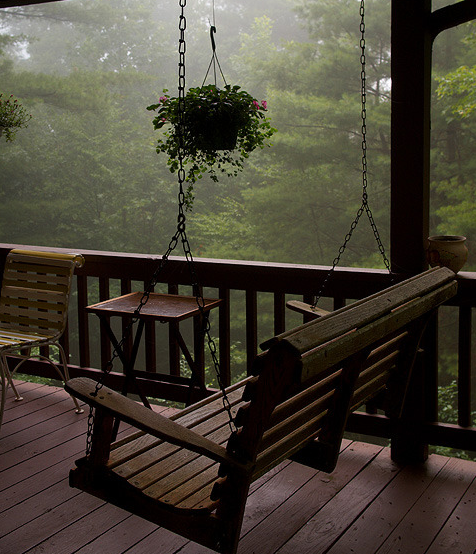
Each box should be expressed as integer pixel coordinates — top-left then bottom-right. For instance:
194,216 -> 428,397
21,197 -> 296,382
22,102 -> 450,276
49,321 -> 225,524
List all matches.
66,377 -> 251,472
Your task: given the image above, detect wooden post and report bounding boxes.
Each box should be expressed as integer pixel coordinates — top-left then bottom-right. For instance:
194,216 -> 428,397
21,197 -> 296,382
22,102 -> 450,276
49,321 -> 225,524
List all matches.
391,349 -> 429,464
390,0 -> 433,464
390,0 -> 432,276
391,0 -> 476,274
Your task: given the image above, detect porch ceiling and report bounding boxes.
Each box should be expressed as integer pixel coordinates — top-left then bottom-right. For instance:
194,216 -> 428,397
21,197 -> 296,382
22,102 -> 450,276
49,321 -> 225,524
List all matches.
0,0 -> 64,7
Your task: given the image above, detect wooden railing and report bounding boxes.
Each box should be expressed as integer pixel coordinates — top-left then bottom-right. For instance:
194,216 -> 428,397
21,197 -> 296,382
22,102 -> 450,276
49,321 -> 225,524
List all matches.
1,244 -> 474,454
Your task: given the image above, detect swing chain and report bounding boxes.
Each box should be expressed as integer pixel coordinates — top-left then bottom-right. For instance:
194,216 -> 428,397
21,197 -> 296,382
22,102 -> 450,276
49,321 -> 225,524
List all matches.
312,0 -> 391,307
85,217 -> 185,457
359,0 -> 391,274
176,0 -> 236,433
86,0 -> 237,456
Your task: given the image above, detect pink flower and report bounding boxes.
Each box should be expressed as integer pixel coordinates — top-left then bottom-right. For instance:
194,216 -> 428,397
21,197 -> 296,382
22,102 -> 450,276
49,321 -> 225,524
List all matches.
261,100 -> 267,110
252,100 -> 260,109
159,96 -> 167,103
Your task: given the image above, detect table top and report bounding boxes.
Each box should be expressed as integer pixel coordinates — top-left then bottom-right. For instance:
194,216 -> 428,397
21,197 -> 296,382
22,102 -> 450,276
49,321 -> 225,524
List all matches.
86,292 -> 222,322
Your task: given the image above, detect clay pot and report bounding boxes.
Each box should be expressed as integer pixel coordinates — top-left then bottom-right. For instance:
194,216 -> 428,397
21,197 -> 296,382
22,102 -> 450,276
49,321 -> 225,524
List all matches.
427,235 -> 468,273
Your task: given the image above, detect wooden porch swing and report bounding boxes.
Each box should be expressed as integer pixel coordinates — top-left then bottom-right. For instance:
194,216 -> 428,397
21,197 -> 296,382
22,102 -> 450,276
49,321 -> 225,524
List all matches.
66,267 -> 457,554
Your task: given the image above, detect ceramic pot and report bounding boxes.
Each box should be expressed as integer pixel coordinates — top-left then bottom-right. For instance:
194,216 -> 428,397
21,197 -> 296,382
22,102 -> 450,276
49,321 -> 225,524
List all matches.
427,235 -> 468,273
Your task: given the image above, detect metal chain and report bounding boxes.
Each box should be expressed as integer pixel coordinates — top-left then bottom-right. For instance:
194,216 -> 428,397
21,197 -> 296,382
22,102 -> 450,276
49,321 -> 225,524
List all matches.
85,227 -> 183,456
86,0 -> 235,456
359,0 -> 391,275
312,0 -> 391,307
176,0 -> 236,434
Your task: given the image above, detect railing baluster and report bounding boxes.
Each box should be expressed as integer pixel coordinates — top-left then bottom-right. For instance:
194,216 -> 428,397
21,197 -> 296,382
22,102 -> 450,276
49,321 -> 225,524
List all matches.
219,287 -> 231,387
77,274 -> 90,368
143,279 -> 157,374
458,304 -> 472,427
425,312 -> 439,423
99,277 -> 111,371
274,292 -> 285,336
168,283 -> 180,377
121,278 -> 133,370
334,296 -> 346,310
246,289 -> 258,374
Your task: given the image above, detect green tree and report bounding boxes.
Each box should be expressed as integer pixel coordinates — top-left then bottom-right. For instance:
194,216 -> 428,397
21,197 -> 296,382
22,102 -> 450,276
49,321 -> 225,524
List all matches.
0,0 -> 186,253
192,1 -> 391,268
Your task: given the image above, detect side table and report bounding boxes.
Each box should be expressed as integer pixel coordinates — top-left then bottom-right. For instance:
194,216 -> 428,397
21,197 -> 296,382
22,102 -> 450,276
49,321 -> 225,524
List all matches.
86,292 -> 222,409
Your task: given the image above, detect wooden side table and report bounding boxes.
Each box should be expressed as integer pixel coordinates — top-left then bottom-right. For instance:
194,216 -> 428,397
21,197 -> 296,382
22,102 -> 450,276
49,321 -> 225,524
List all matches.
86,292 -> 222,409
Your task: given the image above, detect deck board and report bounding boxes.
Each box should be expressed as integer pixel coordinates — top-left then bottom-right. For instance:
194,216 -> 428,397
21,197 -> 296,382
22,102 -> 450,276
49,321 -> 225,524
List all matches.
1,380 -> 475,554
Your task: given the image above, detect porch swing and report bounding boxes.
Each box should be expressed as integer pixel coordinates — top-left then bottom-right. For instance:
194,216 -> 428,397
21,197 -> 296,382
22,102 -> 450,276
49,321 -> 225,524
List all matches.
64,3 -> 458,554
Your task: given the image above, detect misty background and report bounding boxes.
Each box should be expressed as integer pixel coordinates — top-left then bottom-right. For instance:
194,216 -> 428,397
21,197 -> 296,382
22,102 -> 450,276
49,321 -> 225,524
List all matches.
0,0 -> 473,270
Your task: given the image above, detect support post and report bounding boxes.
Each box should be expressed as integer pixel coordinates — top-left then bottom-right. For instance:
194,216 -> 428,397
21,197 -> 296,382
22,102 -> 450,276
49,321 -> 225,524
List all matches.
391,348 -> 429,464
390,0 -> 432,275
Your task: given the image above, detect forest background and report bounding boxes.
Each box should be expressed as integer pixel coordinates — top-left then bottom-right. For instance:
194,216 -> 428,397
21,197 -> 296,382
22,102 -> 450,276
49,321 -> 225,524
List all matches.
1,0 -> 475,452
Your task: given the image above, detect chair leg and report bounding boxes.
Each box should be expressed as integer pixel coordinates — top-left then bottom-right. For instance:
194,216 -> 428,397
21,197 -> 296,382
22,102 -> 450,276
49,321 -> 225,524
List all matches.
0,365 -> 5,431
56,343 -> 84,414
1,354 -> 23,401
8,375 -> 23,401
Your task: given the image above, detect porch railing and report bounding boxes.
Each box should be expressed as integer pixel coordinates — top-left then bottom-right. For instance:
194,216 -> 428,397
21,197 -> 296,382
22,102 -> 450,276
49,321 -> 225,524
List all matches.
1,244 -> 474,455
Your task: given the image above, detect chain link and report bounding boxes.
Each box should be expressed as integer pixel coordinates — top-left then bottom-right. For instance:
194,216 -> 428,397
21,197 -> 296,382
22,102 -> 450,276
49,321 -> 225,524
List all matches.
175,0 -> 236,433
312,0 -> 391,307
86,0 -> 236,456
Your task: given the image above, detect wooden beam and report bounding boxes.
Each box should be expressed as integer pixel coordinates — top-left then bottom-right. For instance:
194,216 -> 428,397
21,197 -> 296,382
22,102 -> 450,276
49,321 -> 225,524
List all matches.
0,0 -> 65,7
390,0 -> 476,275
430,0 -> 476,39
390,0 -> 432,275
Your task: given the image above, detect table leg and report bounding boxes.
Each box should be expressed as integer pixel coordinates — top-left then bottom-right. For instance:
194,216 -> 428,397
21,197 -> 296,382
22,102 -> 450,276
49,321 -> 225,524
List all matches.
169,325 -> 207,404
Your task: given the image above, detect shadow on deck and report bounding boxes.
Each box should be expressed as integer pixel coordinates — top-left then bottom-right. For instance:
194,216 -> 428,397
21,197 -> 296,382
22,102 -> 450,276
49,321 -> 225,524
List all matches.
1,380 -> 475,554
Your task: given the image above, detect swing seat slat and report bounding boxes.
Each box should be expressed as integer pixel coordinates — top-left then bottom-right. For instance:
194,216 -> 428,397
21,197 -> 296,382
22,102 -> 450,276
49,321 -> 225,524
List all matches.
66,267 -> 457,554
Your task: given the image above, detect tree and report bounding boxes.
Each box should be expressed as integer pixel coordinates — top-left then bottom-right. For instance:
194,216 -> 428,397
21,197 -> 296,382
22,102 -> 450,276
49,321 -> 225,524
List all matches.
192,1 -> 392,269
0,0 -> 187,253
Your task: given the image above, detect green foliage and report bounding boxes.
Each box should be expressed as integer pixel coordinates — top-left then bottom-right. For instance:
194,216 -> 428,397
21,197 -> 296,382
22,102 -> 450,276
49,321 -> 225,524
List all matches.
0,92 -> 31,141
437,65 -> 476,119
432,380 -> 476,460
192,2 -> 391,267
147,84 -> 276,208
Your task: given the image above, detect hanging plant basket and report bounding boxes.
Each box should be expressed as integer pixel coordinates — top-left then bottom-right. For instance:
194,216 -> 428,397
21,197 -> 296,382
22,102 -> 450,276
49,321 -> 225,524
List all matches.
0,93 -> 32,142
147,84 -> 276,208
194,112 -> 239,151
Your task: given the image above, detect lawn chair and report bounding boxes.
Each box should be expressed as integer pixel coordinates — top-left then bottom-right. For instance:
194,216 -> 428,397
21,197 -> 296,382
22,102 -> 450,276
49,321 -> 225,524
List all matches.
0,249 -> 84,431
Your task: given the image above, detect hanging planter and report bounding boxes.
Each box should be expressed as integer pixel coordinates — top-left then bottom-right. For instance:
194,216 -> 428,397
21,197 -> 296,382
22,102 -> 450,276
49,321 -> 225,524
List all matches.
147,84 -> 275,208
194,109 -> 239,152
0,93 -> 32,142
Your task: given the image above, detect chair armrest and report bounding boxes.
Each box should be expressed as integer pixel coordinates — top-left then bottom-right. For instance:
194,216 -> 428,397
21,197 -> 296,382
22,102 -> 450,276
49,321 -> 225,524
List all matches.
66,377 -> 250,472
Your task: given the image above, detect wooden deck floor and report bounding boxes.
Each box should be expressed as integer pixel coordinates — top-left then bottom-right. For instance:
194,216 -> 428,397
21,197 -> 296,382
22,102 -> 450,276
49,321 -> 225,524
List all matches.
1,380 -> 476,554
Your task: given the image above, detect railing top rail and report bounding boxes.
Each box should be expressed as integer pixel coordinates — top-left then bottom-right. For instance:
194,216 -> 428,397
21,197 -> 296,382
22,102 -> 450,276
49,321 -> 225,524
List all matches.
0,243 -> 474,302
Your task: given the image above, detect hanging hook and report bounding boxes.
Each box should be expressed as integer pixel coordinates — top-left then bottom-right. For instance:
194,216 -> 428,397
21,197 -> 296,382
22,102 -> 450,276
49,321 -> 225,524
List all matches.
210,25 -> 216,53
201,23 -> 227,88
